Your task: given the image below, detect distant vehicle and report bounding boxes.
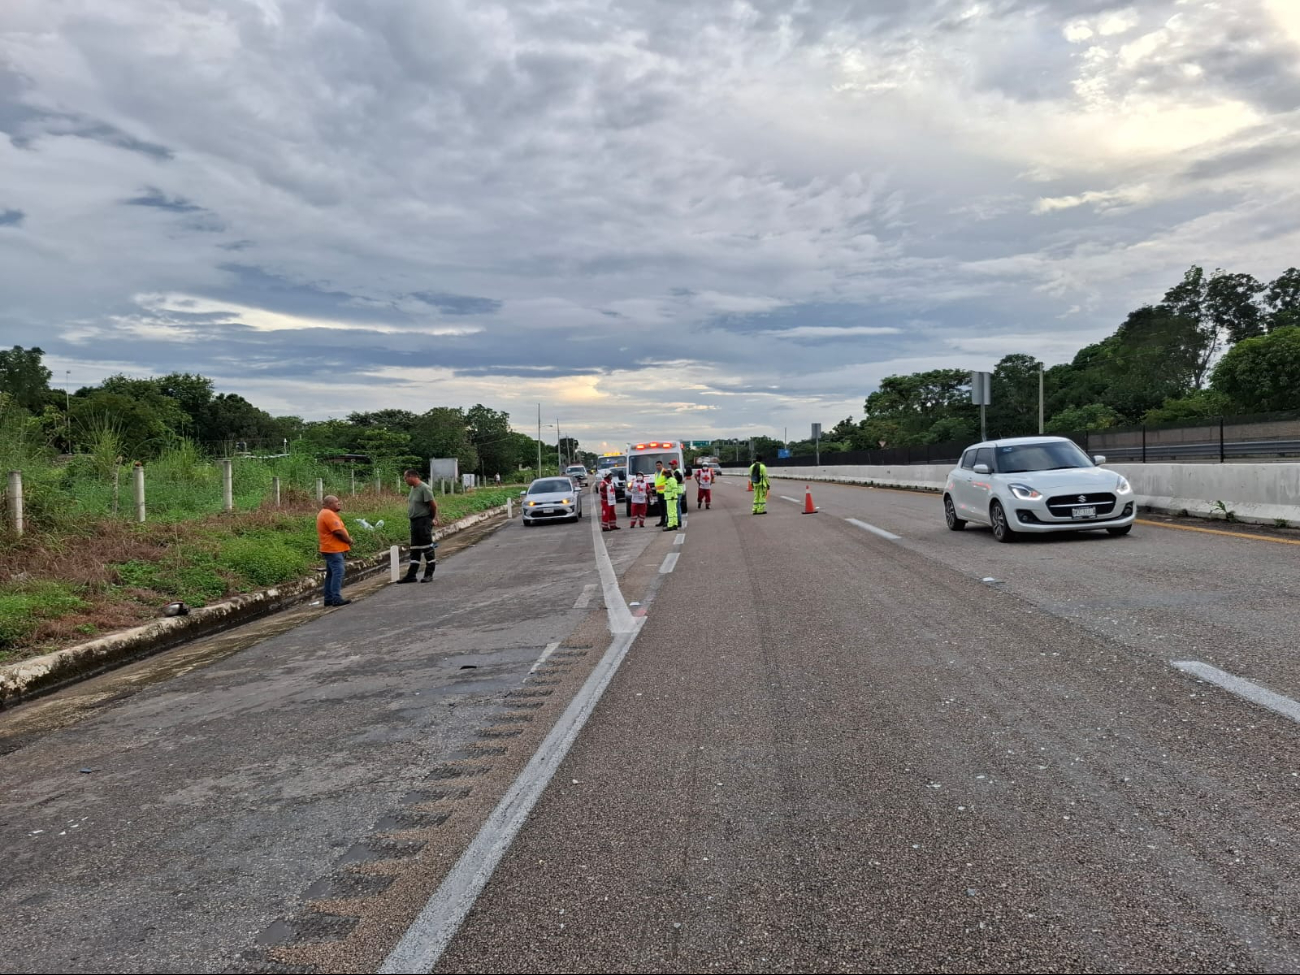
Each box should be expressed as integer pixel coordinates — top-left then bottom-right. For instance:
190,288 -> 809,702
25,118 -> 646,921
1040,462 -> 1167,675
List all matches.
596,452 -> 624,473
521,477 -> 584,526
944,436 -> 1136,542
624,440 -> 688,518
564,464 -> 589,485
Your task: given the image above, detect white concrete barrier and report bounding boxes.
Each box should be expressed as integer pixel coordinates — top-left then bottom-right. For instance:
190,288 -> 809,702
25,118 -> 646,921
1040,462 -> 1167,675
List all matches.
765,462 -> 1300,527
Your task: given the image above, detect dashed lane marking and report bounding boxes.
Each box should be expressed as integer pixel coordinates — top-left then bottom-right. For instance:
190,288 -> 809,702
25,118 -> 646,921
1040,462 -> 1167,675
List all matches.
529,641 -> 561,674
780,496 -> 801,505
1171,661 -> 1300,724
660,552 -> 680,574
846,517 -> 901,541
573,583 -> 597,609
673,534 -> 685,546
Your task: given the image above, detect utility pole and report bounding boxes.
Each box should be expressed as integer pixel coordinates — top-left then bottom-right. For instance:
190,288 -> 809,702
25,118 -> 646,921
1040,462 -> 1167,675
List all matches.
537,403 -> 542,474
556,419 -> 562,471
1038,365 -> 1045,435
65,370 -> 71,450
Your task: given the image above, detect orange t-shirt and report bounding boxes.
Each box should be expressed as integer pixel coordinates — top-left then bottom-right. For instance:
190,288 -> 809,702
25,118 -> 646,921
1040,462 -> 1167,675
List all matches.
317,508 -> 350,553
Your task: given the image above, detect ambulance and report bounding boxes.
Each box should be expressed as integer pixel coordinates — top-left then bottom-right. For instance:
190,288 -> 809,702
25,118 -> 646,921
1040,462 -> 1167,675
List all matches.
623,440 -> 689,518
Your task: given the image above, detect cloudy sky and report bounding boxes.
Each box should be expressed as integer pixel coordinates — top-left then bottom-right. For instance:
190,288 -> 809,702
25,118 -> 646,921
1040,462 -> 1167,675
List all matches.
2,0 -> 1299,451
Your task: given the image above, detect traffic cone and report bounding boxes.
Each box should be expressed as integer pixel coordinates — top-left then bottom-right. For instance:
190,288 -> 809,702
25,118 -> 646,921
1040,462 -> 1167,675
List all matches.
802,485 -> 818,514
746,478 -> 753,493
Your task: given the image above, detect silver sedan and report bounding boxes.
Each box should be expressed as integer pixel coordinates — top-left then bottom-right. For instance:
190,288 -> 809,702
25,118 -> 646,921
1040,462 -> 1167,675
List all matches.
521,477 -> 585,526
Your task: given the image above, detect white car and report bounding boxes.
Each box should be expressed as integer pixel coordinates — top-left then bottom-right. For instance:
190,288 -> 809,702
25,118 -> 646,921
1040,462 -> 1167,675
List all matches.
943,436 -> 1136,542
521,477 -> 584,526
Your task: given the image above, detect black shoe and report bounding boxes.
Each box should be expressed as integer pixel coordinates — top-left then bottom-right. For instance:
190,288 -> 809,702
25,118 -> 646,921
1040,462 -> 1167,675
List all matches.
326,598 -> 352,606
396,576 -> 418,584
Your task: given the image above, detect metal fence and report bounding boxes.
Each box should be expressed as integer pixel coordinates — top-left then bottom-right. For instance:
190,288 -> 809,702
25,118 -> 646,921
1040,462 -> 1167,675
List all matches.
721,411 -> 1300,469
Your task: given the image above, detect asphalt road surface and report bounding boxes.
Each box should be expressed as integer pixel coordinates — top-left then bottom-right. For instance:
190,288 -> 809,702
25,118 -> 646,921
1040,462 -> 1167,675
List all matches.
4,478 -> 1300,974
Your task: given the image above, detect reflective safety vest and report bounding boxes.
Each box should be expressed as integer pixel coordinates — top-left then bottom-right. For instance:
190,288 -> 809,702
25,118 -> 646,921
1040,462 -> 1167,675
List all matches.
654,471 -> 667,495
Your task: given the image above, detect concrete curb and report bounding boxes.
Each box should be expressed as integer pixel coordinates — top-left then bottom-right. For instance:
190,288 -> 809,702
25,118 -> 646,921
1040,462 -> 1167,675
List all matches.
0,505 -> 509,709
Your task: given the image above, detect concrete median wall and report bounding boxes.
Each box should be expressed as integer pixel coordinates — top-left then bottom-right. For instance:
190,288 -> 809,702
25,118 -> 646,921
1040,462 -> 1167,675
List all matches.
764,463 -> 1300,526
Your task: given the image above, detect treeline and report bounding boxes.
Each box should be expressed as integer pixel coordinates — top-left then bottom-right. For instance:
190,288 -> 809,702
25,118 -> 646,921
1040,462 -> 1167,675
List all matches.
795,264 -> 1300,454
0,352 -> 587,476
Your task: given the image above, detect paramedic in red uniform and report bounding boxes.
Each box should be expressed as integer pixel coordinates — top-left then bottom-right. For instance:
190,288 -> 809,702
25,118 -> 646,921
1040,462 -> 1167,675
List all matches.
600,470 -> 621,531
695,464 -> 714,510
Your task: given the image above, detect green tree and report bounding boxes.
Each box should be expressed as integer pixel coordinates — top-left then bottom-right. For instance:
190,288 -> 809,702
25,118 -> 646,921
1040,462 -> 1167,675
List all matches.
1210,326 -> 1300,413
1045,402 -> 1121,434
68,391 -> 180,459
1142,389 -> 1232,426
862,368 -> 975,445
1265,267 -> 1300,331
466,404 -> 513,476
987,354 -> 1043,438
1160,265 -> 1266,387
0,346 -> 52,411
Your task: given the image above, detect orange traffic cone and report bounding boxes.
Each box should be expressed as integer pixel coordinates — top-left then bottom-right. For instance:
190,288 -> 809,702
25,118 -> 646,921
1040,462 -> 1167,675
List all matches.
746,478 -> 753,492
802,485 -> 818,514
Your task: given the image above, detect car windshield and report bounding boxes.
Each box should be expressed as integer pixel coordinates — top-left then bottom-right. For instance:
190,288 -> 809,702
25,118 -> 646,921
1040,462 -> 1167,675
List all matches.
628,452 -> 679,476
611,468 -> 626,478
995,441 -> 1093,473
530,479 -> 572,494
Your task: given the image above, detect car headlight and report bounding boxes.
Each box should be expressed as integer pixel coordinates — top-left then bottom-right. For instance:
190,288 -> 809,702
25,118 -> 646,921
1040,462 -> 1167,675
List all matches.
527,500 -> 538,506
1116,476 -> 1132,494
1008,483 -> 1042,501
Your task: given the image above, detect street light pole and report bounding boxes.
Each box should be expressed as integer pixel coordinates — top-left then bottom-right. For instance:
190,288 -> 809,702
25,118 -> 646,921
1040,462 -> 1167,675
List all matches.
537,403 -> 542,474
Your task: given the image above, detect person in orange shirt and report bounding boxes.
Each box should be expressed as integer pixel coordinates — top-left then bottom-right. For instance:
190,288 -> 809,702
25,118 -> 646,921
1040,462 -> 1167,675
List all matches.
316,495 -> 353,606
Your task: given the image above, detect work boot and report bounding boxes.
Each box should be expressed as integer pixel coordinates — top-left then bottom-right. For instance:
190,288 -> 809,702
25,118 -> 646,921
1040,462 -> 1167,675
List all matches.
396,563 -> 420,584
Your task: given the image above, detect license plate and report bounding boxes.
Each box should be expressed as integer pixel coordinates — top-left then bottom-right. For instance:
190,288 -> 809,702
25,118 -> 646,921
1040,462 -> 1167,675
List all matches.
1072,506 -> 1096,519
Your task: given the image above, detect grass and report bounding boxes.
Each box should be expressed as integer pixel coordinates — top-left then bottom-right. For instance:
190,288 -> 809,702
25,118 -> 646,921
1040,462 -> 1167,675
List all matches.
0,484 -> 523,661
0,582 -> 89,661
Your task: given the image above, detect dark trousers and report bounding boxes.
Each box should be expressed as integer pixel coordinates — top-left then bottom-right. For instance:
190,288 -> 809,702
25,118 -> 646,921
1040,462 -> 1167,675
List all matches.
408,515 -> 435,571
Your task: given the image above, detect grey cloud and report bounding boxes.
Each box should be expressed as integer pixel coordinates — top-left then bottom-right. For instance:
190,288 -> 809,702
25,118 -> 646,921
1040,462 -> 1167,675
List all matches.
0,209 -> 24,227
410,292 -> 503,315
1184,137 -> 1300,180
123,187 -> 203,212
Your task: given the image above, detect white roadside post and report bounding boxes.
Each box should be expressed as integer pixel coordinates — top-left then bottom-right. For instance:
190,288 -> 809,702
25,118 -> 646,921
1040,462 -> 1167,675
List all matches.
315,478 -> 324,503
390,545 -> 402,583
7,470 -> 23,536
222,459 -> 234,511
273,476 -> 281,507
134,463 -> 146,523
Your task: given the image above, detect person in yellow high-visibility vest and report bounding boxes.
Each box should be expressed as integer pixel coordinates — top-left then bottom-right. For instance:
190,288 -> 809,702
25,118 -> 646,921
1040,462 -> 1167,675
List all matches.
750,455 -> 770,515
653,461 -> 669,526
662,465 -> 683,531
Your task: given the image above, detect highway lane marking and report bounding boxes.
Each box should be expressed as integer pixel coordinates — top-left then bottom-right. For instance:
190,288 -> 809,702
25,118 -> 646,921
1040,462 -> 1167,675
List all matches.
1137,518 -> 1300,547
380,492 -> 646,974
846,517 -> 901,541
529,641 -> 561,674
1171,661 -> 1300,724
660,552 -> 680,573
674,534 -> 685,546
772,478 -> 937,499
573,583 -> 597,609
780,495 -> 802,505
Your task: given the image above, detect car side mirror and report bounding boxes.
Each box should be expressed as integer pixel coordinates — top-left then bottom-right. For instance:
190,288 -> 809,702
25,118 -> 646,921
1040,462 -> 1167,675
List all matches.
973,463 -> 991,474
519,490 -> 527,497
1093,454 -> 1107,465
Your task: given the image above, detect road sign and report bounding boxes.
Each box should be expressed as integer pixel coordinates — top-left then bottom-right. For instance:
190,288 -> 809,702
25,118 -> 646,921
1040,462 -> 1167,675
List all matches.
811,423 -> 822,439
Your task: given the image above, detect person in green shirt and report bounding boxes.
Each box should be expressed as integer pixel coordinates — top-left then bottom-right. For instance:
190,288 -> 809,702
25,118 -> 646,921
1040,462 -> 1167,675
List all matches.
397,469 -> 439,583
750,455 -> 770,515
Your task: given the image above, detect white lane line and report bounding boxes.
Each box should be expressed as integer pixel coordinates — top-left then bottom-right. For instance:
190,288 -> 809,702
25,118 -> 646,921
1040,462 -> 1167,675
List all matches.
379,495 -> 646,974
1171,661 -> 1300,724
660,552 -> 680,574
780,495 -> 801,504
529,641 -> 561,674
590,500 -> 637,635
846,517 -> 901,541
673,534 -> 685,546
573,583 -> 597,609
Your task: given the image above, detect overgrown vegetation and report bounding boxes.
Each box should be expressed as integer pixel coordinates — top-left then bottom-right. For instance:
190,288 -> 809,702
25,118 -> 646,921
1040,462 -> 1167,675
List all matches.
0,486 -> 521,663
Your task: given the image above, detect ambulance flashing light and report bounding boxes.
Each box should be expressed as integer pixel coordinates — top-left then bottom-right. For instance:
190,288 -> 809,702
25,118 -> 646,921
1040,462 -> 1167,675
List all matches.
632,441 -> 675,450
